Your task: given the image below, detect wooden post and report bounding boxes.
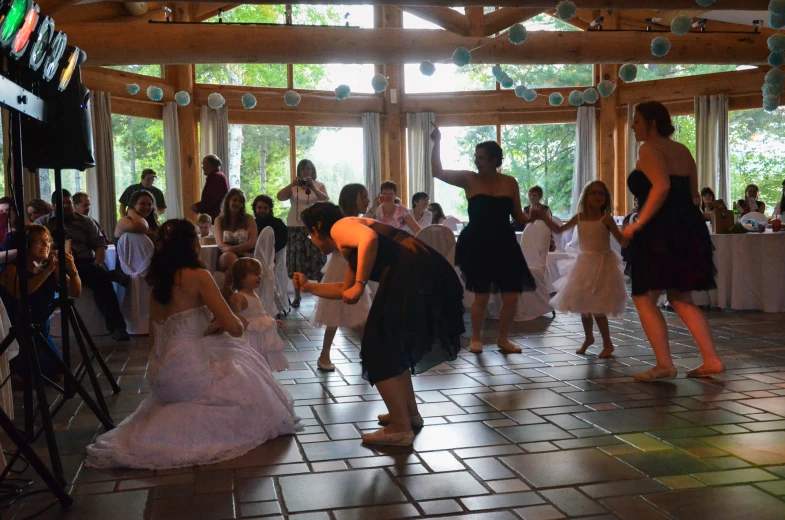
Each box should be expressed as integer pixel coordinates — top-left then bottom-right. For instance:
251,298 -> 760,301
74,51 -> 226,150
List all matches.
380,6 -> 406,201
596,10 -> 622,213
465,7 -> 484,37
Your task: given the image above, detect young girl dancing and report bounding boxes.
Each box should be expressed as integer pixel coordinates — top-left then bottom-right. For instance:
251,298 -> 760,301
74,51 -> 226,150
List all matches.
311,184 -> 372,371
538,180 -> 628,358
228,258 -> 288,371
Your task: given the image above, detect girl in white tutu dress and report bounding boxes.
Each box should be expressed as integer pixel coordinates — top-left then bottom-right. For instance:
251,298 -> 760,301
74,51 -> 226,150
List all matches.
539,180 -> 628,358
312,184 -> 372,371
229,258 -> 289,372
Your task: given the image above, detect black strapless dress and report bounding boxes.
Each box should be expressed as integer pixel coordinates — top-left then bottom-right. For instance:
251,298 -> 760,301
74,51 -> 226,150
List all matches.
626,170 -> 716,296
348,222 -> 465,386
455,194 -> 536,294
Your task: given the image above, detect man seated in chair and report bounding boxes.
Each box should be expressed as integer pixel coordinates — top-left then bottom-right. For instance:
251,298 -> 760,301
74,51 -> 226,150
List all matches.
253,195 -> 288,254
35,189 -> 130,341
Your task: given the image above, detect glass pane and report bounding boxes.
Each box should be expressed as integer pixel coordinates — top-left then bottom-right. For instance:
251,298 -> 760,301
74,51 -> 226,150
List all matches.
502,123 -> 576,218
227,124 -> 291,221
38,170 -> 87,202
294,64 -> 376,92
292,4 -> 374,27
631,64 -> 752,82
671,115 -> 696,157
728,107 -> 785,207
294,126 -> 364,215
111,115 -> 166,218
196,64 -> 287,88
204,4 -> 284,24
432,125 -> 495,220
103,65 -> 163,77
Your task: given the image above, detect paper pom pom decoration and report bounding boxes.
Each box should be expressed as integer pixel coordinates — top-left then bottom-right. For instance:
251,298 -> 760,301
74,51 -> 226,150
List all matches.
514,86 -> 527,98
555,1 -> 577,21
568,90 -> 583,106
452,46 -> 472,67
670,15 -> 692,36
695,0 -> 716,5
597,80 -> 616,97
284,90 -> 301,107
549,92 -> 564,106
500,75 -> 514,89
768,34 -> 785,52
771,12 -> 785,29
174,91 -> 190,106
491,65 -> 503,80
769,52 -> 785,68
146,86 -> 163,102
420,60 -> 436,76
582,88 -> 599,104
651,36 -> 671,57
508,24 -> 528,45
335,84 -> 352,100
126,83 -> 140,95
763,83 -> 783,96
371,74 -> 389,93
619,64 -> 638,82
770,0 -> 785,15
78,50 -> 87,65
207,93 -> 225,109
241,93 -> 257,109
523,88 -> 538,102
765,67 -> 785,84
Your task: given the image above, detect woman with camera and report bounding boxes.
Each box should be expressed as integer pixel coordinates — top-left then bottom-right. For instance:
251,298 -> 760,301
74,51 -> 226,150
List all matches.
277,159 -> 330,308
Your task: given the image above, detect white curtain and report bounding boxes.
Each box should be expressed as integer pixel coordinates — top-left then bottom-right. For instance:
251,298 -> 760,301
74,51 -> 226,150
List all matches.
695,94 -> 730,203
406,112 -> 435,199
626,104 -> 642,210
86,91 -> 117,234
199,105 -> 229,190
570,106 -> 597,215
162,102 -> 183,218
362,113 -> 382,200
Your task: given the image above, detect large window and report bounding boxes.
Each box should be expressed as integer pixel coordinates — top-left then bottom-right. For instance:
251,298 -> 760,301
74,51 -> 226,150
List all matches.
671,115 -> 696,157
103,65 -> 163,77
196,64 -> 287,88
729,107 -> 785,207
38,170 -> 87,201
432,126 -> 495,220
227,124 -> 291,220
502,123 -> 576,217
112,115 -> 166,216
294,126 -> 364,210
294,64 -> 376,93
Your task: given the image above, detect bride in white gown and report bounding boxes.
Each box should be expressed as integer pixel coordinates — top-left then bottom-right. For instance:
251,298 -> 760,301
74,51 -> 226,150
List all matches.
86,219 -> 298,470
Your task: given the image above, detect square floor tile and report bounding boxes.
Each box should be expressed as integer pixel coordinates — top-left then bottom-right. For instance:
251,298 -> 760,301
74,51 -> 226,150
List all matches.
671,409 -> 754,426
645,485 -> 785,520
742,396 -> 785,416
414,422 -> 510,452
502,448 -> 643,488
279,468 -> 406,512
477,389 -> 577,411
700,432 -> 785,465
575,409 -> 693,434
497,424 -> 574,444
616,450 -> 715,477
400,471 -> 489,501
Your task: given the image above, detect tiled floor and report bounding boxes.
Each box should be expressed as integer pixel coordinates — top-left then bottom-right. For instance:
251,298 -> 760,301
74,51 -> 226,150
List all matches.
4,297 -> 785,519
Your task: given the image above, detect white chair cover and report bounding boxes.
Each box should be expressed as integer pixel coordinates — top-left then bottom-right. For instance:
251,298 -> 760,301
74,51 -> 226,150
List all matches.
551,216 -> 569,252
442,216 -> 462,232
116,233 -> 154,335
254,227 -> 276,317
521,221 -> 551,269
274,246 -> 291,315
0,298 -> 17,419
515,221 -> 553,320
416,225 -> 457,264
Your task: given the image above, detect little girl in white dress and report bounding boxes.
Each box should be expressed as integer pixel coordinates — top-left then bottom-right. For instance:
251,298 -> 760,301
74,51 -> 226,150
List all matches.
229,258 -> 288,372
539,180 -> 628,358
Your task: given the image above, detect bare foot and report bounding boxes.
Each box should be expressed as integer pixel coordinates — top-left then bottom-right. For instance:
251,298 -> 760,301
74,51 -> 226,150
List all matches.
598,344 -> 614,359
576,337 -> 594,355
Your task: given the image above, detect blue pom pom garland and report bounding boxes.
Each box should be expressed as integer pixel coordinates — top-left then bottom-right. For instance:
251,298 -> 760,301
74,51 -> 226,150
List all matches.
651,36 -> 672,57
452,46 -> 472,67
597,80 -> 616,97
670,15 -> 692,36
126,83 -> 140,95
174,91 -> 190,106
508,24 -> 528,45
146,86 -> 163,102
335,85 -> 352,100
582,88 -> 599,104
619,64 -> 638,82
555,1 -> 577,21
241,93 -> 257,109
568,90 -> 583,106
207,93 -> 225,109
284,90 -> 301,107
549,92 -> 564,106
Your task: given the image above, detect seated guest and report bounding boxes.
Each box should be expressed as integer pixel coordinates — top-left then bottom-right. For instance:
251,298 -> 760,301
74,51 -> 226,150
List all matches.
26,198 -> 53,223
369,181 -> 421,233
522,185 -> 556,252
771,179 -> 785,219
428,202 -> 447,225
252,195 -> 288,253
0,198 -> 21,265
409,192 -> 432,232
114,190 -> 159,242
0,225 -> 81,380
73,192 -> 111,244
215,188 -> 258,297
196,213 -> 213,238
735,183 -> 766,216
35,190 -> 130,341
0,197 -> 11,249
700,187 -> 717,220
119,169 -> 167,217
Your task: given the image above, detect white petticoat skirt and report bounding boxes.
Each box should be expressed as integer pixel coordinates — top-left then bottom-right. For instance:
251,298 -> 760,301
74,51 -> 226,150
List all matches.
247,315 -> 289,372
310,253 -> 371,329
550,249 -> 628,317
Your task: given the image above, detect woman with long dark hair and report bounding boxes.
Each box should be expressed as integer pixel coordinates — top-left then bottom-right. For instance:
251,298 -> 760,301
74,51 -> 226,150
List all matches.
86,219 -> 297,469
295,202 -> 464,446
114,189 -> 160,241
623,101 -> 723,381
215,188 -> 258,297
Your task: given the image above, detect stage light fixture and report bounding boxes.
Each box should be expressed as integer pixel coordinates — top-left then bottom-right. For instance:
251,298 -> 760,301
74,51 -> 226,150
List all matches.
28,16 -> 54,71
41,30 -> 66,82
58,45 -> 78,91
10,2 -> 38,58
0,0 -> 30,47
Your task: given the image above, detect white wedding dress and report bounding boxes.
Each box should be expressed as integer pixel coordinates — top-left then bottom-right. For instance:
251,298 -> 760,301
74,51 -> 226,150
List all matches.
86,306 -> 298,470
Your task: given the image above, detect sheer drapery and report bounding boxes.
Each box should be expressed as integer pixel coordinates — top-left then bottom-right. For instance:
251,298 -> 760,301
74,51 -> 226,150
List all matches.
406,112 -> 435,200
626,104 -> 642,210
570,106 -> 597,215
199,106 -> 229,190
362,113 -> 382,201
163,102 -> 183,218
86,91 -> 117,234
695,94 -> 730,202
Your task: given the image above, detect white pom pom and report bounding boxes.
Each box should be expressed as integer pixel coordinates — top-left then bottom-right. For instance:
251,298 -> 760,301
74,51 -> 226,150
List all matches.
670,15 -> 692,36
284,90 -> 301,107
371,74 -> 389,93
207,93 -> 225,109
555,1 -> 577,21
452,46 -> 472,67
508,24 -> 528,45
420,61 -> 436,76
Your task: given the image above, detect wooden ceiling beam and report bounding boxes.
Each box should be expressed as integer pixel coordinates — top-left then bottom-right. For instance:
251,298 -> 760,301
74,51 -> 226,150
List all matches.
617,67 -> 768,104
483,8 -> 543,37
143,0 -> 767,9
399,7 -> 470,36
64,23 -> 771,67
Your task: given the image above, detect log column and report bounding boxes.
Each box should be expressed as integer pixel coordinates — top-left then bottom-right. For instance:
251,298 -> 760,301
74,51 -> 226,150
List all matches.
165,3 -> 200,220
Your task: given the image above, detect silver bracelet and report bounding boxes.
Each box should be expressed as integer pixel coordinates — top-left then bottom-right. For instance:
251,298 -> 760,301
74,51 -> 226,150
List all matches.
355,280 -> 367,286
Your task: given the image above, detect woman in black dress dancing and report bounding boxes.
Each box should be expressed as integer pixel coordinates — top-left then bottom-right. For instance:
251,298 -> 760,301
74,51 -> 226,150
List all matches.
623,101 -> 724,381
294,201 -> 464,447
430,126 -> 536,354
